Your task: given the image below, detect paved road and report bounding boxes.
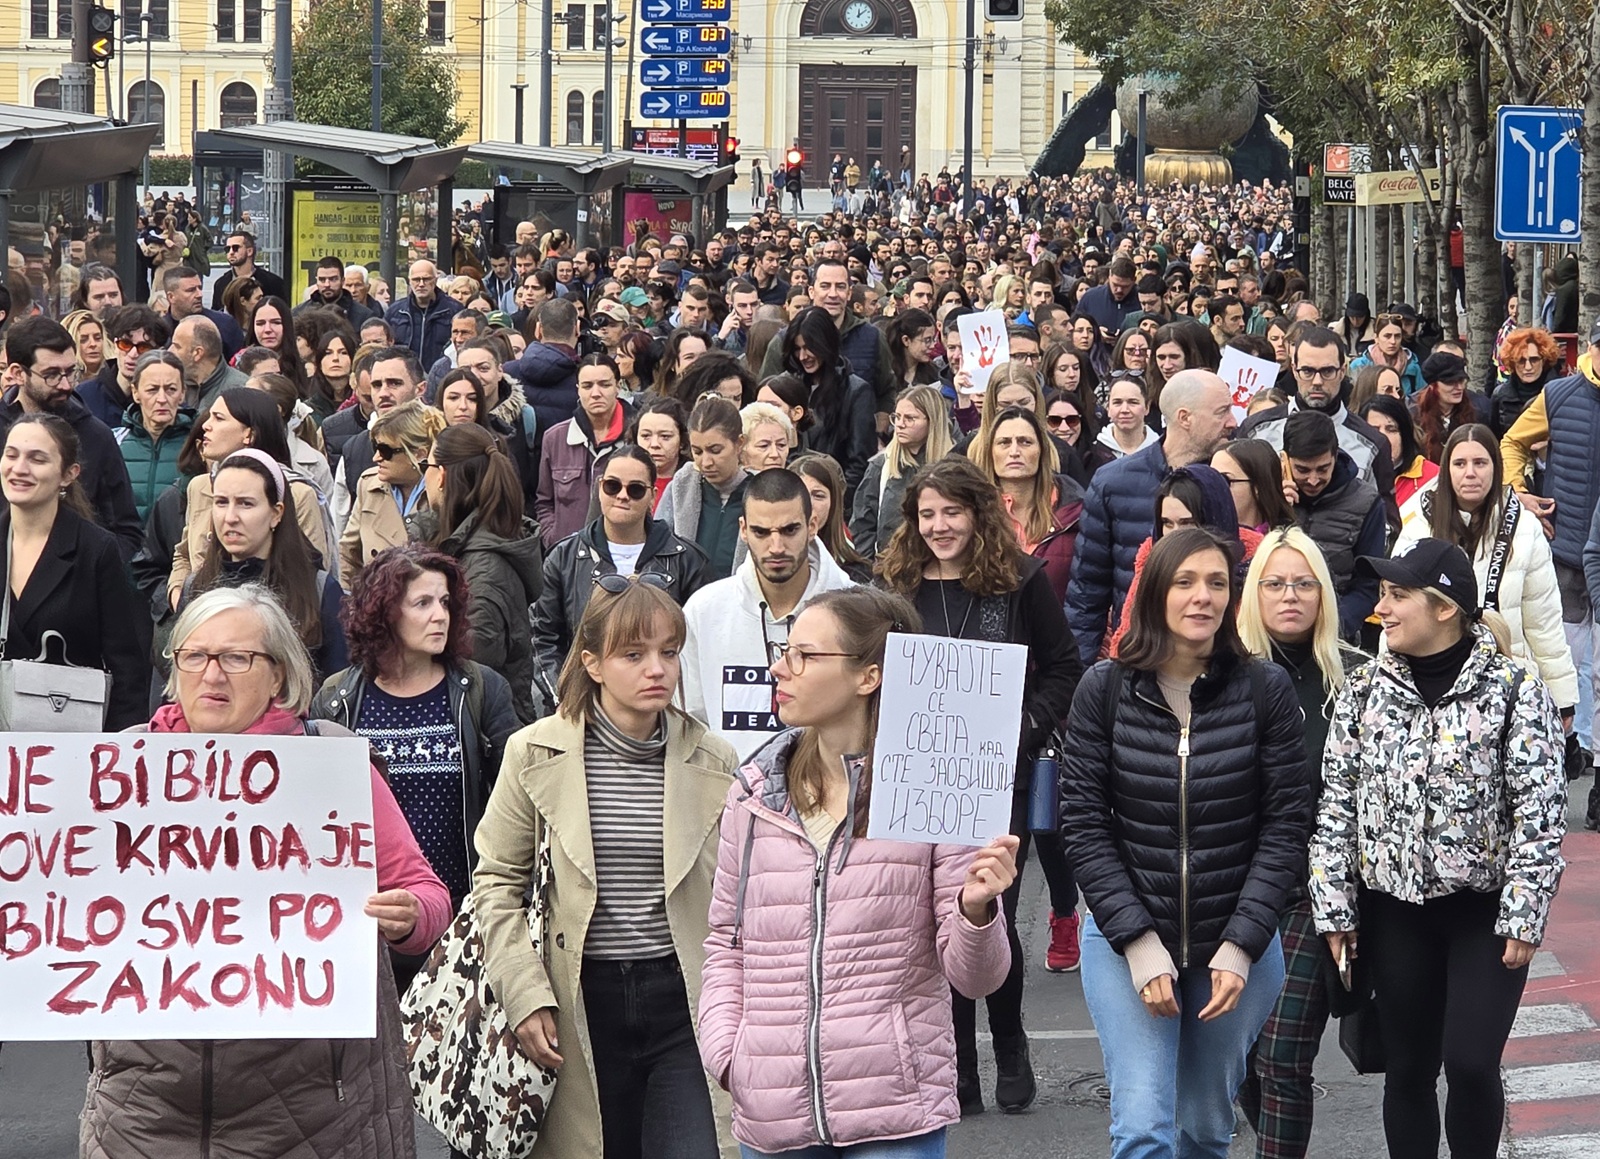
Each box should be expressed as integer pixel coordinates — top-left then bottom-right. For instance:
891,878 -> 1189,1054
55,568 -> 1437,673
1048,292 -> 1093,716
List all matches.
9,795 -> 1595,1159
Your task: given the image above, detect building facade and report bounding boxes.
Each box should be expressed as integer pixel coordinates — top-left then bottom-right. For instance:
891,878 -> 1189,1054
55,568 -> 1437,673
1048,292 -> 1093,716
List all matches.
0,0 -> 1111,181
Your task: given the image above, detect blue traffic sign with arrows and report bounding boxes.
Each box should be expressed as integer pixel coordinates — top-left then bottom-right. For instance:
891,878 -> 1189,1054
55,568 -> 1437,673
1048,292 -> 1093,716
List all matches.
1495,105 -> 1583,243
640,0 -> 730,22
640,24 -> 730,55
640,57 -> 730,87
639,89 -> 730,119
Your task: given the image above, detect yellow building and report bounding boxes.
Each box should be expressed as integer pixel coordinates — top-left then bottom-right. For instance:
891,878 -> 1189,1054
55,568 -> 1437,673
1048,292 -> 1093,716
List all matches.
0,0 -> 1109,179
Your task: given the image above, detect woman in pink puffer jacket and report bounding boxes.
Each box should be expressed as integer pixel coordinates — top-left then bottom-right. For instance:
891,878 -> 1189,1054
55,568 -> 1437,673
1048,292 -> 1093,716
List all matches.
698,586 -> 1019,1157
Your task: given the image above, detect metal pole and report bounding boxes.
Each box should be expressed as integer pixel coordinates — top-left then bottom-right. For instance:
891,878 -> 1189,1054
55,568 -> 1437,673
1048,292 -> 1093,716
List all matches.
622,0 -> 637,147
961,0 -> 975,216
142,10 -> 152,192
262,0 -> 295,276
371,0 -> 383,132
118,26 -> 126,121
512,83 -> 527,143
538,0 -> 553,146
379,191 -> 398,291
63,0 -> 93,114
1135,90 -> 1147,189
602,5 -> 615,155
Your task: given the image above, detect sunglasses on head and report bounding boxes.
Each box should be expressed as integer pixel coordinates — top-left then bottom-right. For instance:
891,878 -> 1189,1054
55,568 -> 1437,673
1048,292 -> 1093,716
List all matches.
593,573 -> 671,594
600,477 -> 651,501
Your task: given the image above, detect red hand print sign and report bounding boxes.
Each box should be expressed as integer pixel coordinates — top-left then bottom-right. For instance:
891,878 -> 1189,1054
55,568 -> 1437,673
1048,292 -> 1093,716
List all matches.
956,310 -> 1011,392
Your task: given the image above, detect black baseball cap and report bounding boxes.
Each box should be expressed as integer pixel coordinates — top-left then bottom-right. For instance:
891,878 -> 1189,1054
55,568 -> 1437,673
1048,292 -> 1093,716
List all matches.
1356,538 -> 1479,620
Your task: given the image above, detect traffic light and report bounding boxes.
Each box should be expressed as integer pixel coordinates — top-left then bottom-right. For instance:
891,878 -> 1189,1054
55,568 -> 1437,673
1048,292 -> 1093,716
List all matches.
785,147 -> 803,169
723,136 -> 741,167
985,0 -> 1022,19
88,6 -> 118,66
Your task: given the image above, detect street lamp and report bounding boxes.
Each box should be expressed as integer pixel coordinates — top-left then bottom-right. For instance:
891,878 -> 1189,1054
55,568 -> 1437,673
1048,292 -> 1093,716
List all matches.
511,82 -> 528,144
601,6 -> 626,155
139,7 -> 153,191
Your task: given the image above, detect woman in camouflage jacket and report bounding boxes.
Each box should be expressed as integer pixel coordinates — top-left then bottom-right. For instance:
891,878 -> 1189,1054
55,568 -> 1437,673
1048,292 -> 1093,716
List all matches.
1310,538 -> 1566,1159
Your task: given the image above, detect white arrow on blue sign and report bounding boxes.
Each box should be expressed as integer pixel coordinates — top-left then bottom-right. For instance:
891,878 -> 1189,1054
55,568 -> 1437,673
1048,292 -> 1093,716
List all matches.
640,0 -> 730,22
640,57 -> 730,87
1495,105 -> 1583,243
640,25 -> 730,56
640,89 -> 729,119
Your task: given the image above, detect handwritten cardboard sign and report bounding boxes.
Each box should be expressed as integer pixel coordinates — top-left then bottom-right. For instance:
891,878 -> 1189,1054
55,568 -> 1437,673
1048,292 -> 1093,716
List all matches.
867,634 -> 1029,846
0,734 -> 378,1040
957,310 -> 1011,393
1218,345 -> 1283,422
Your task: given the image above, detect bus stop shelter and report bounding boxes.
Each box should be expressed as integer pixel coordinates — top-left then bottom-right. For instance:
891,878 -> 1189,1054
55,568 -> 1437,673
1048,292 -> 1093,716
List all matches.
206,122 -> 468,288
466,143 -> 636,249
0,104 -> 160,297
614,152 -> 738,241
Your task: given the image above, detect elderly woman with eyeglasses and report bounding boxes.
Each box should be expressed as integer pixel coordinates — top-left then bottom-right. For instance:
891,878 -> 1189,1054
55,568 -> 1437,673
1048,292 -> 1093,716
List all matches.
533,443 -> 706,704
82,583 -> 453,1159
338,399 -> 445,582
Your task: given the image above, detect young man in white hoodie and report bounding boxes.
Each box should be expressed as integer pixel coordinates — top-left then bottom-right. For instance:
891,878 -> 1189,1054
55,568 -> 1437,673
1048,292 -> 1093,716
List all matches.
681,467 -> 857,759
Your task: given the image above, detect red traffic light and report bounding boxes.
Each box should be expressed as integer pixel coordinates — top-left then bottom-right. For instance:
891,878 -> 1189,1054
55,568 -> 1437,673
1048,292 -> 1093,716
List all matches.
785,148 -> 803,167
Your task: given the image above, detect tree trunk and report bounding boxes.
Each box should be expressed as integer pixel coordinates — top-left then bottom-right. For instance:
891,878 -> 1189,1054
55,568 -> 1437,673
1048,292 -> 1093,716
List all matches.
1518,243 -> 1535,329
1313,203 -> 1336,311
1453,39 -> 1502,382
1418,210 -> 1438,323
1373,203 -> 1390,308
1580,9 -> 1600,338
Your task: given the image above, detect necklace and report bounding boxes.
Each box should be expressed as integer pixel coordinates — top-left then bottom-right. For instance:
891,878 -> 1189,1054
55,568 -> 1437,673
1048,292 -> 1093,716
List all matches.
937,576 -> 974,639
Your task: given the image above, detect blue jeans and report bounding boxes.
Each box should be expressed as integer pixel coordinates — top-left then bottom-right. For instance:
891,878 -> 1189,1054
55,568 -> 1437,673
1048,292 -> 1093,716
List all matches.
739,1128 -> 946,1158
1080,914 -> 1285,1159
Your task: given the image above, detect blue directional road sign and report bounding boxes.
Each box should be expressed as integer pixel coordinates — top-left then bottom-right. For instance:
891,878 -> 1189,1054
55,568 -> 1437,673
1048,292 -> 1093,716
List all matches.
640,89 -> 729,119
640,24 -> 730,56
640,57 -> 730,88
1495,105 -> 1583,243
640,0 -> 730,22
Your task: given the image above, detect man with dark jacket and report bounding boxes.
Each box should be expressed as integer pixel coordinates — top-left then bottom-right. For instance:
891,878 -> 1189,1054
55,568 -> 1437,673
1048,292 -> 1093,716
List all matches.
209,229 -> 287,309
1075,256 -> 1139,340
384,259 -> 461,369
3,317 -> 144,560
1279,410 -> 1386,640
160,266 -> 245,361
502,298 -> 581,432
295,255 -> 380,329
1066,370 -> 1238,663
77,304 -> 170,429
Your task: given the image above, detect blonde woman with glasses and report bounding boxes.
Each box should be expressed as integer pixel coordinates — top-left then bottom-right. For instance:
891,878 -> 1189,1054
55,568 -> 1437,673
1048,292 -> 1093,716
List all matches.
851,384 -> 953,558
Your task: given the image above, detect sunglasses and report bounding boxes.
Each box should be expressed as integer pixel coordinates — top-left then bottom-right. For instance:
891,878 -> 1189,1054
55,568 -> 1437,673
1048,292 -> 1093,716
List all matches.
115,338 -> 157,354
600,477 -> 650,501
593,573 -> 671,594
1046,413 -> 1082,428
372,441 -> 406,461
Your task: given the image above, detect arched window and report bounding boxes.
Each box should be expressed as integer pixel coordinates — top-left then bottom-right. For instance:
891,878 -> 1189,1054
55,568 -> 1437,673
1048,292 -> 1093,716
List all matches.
129,80 -> 166,147
220,81 -> 257,128
798,0 -> 917,37
591,91 -> 605,146
33,78 -> 62,110
565,90 -> 584,145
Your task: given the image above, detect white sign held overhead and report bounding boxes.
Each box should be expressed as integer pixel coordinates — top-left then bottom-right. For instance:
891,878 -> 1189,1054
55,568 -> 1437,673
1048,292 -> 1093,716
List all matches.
867,634 -> 1029,847
0,733 -> 378,1041
956,310 -> 1010,394
1217,345 -> 1282,422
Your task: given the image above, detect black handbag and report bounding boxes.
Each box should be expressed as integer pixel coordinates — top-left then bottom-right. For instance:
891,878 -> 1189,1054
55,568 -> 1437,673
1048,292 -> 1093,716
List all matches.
1338,1001 -> 1387,1075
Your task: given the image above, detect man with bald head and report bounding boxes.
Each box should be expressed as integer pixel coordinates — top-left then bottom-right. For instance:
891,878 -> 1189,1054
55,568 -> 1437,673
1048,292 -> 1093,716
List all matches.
170,314 -> 247,412
384,258 -> 462,368
1065,369 -> 1239,662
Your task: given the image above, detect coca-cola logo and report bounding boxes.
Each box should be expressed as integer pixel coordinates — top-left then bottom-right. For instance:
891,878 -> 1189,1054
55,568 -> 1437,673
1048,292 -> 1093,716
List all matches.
1377,176 -> 1415,193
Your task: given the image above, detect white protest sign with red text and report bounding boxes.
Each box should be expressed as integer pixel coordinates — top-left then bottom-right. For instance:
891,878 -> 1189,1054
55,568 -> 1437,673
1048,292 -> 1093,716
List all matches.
956,310 -> 1011,394
1218,345 -> 1283,423
0,733 -> 378,1040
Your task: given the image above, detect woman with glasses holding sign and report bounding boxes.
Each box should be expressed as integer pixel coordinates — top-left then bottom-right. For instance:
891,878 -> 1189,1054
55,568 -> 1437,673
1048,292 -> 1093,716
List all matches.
83,583 -> 452,1159
699,585 -> 1017,1158
419,422 -> 544,725
533,444 -> 706,705
475,577 -> 738,1159
877,456 -> 1082,1115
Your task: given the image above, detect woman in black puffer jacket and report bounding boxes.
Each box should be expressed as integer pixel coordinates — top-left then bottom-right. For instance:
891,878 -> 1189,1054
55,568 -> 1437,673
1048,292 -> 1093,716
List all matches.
1060,527 -> 1312,1159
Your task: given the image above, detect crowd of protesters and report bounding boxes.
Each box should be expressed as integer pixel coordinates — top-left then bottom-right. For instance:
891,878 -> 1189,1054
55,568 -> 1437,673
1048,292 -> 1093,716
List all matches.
0,167 -> 1587,1159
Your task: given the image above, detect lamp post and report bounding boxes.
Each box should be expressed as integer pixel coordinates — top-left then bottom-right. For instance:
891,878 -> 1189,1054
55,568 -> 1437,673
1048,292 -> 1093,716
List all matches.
602,7 -> 625,155
141,7 -> 153,191
512,82 -> 528,144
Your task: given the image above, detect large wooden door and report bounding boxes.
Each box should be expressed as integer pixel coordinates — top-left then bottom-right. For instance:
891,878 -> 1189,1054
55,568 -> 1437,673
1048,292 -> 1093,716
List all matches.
797,66 -> 916,184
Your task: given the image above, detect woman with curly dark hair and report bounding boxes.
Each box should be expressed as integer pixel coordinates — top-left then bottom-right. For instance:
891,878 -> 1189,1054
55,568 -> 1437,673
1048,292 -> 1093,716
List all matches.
310,543 -> 521,964
876,456 -> 1082,1116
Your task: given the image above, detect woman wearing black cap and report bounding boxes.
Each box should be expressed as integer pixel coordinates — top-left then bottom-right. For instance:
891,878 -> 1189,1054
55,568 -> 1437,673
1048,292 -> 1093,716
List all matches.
1311,538 -> 1567,1159
1409,352 -> 1489,463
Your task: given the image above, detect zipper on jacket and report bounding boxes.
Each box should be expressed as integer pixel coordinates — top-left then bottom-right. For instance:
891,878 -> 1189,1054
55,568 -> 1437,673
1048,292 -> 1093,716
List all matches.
330,1041 -> 347,1102
200,1041 -> 214,1159
1177,725 -> 1191,969
806,833 -> 839,1146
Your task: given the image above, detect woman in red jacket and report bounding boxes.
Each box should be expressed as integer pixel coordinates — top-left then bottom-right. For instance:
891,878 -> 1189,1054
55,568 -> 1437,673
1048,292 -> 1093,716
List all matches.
966,404 -> 1084,603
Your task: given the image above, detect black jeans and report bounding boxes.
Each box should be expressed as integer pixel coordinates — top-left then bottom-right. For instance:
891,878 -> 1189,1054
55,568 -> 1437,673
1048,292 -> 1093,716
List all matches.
952,788 -> 1039,1048
1363,889 -> 1528,1159
581,955 -> 719,1159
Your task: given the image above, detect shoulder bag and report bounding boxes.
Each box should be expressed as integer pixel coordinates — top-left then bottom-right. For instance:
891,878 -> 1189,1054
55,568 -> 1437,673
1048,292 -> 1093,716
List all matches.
400,815 -> 558,1159
0,531 -> 110,732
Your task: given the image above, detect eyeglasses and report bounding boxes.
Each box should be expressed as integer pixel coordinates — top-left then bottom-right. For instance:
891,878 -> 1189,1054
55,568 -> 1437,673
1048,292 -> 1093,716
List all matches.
1045,413 -> 1082,428
593,573 -> 671,594
115,338 -> 157,355
1514,355 -> 1544,367
766,641 -> 859,675
1011,351 -> 1042,364
373,441 -> 408,461
29,366 -> 74,386
600,477 -> 651,501
1293,365 -> 1343,382
1258,578 -> 1323,597
172,648 -> 278,674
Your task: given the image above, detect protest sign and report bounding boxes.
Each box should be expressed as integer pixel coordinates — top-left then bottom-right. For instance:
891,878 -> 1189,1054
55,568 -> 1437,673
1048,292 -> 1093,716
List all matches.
957,310 -> 1010,393
0,733 -> 378,1041
1218,344 -> 1282,421
867,633 -> 1029,846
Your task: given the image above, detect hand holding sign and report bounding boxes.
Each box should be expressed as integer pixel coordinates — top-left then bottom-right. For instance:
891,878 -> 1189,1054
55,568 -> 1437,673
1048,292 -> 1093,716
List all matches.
960,834 -> 1020,924
956,310 -> 1011,394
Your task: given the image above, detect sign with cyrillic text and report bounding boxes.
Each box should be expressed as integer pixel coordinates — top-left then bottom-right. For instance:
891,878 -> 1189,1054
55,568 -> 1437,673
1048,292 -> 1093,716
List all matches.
867,634 -> 1028,846
0,734 -> 378,1040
